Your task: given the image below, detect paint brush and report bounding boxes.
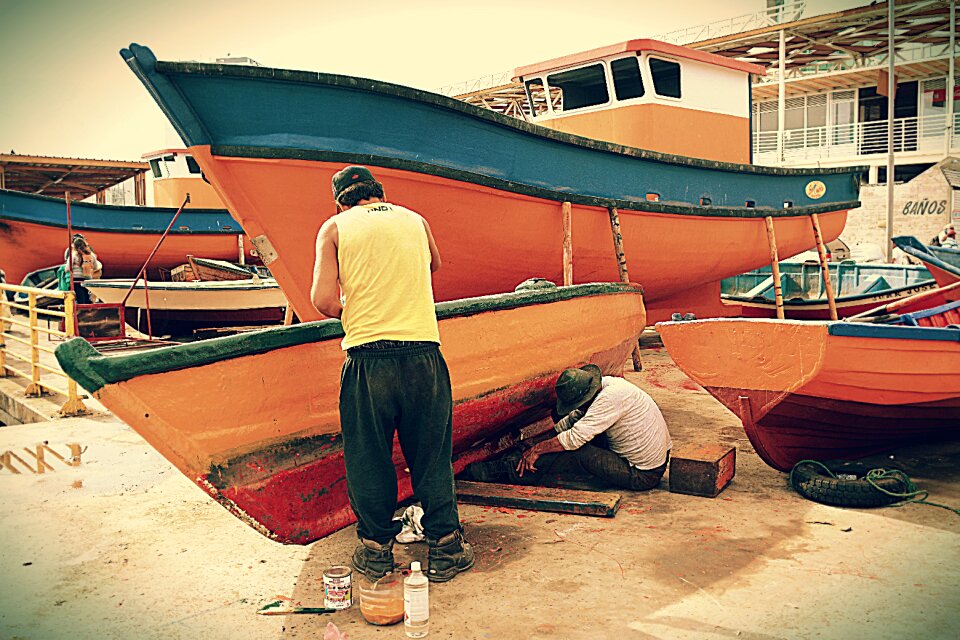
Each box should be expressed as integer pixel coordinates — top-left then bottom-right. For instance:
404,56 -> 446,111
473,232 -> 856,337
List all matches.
257,600 -> 337,615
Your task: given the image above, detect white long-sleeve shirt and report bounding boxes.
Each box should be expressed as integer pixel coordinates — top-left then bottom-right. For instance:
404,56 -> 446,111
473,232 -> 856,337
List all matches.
555,376 -> 672,470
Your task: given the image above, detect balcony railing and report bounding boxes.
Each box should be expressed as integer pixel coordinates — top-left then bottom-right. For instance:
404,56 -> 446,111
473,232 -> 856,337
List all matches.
754,113 -> 960,165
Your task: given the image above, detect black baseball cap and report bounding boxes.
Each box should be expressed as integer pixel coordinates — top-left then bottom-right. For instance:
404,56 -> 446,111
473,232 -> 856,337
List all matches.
331,166 -> 376,200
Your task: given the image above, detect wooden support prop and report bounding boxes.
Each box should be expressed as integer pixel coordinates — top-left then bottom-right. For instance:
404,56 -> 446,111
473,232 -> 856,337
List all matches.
810,213 -> 839,321
669,445 -> 736,498
764,217 -> 785,320
66,443 -> 84,466
283,301 -> 295,326
23,446 -> 55,474
1,451 -> 20,474
1,450 -> 36,474
607,207 -> 643,371
456,480 -> 621,517
562,201 -> 573,286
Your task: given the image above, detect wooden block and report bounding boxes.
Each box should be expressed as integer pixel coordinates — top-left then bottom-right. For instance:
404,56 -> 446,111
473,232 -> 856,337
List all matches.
455,480 -> 621,517
669,445 -> 736,498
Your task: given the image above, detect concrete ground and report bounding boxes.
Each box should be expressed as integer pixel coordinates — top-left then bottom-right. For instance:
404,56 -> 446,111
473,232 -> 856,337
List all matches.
1,345 -> 958,640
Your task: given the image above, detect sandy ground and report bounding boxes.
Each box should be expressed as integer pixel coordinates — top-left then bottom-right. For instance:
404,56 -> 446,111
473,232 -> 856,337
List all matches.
1,345 -> 958,640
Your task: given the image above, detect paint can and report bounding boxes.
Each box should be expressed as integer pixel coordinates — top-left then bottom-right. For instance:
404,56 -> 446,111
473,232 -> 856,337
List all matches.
323,565 -> 353,610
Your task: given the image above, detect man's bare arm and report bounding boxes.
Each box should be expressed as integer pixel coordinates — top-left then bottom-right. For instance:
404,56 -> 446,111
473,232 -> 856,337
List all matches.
422,218 -> 442,273
310,220 -> 343,318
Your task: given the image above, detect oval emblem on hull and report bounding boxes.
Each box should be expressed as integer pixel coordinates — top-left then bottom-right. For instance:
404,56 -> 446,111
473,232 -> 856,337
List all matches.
805,181 -> 826,199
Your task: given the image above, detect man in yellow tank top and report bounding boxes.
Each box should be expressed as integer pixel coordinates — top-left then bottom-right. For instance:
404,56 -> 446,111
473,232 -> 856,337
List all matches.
311,166 -> 474,583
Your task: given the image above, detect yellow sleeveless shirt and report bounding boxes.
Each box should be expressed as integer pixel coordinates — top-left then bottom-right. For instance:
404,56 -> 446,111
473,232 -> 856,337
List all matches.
334,202 -> 440,349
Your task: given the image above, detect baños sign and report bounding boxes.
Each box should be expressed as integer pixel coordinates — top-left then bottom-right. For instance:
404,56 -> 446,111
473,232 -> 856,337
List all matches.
902,199 -> 948,216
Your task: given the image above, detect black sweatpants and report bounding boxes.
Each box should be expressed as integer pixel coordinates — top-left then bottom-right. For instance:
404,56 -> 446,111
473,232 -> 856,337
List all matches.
527,445 -> 668,491
340,341 -> 461,543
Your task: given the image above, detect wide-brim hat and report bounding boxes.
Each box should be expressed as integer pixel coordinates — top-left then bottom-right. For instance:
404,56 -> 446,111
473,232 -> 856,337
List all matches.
555,364 -> 602,416
331,165 -> 376,200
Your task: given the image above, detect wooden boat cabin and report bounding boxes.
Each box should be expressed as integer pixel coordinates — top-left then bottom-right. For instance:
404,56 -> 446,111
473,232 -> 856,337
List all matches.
513,39 -> 765,164
141,148 -> 225,208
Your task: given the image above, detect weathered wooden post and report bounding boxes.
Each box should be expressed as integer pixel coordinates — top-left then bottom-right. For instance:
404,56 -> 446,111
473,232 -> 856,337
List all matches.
810,213 -> 839,321
764,217 -> 785,320
608,207 -> 643,371
25,291 -> 42,396
562,201 -> 573,286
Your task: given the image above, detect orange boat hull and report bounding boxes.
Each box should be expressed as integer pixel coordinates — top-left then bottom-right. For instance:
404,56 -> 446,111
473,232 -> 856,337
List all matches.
657,318 -> 960,470
57,283 -> 644,542
191,147 -> 848,325
0,217 -> 257,286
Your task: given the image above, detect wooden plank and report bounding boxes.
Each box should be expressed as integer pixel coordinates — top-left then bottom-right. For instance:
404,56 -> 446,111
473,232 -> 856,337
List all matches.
456,480 -> 621,517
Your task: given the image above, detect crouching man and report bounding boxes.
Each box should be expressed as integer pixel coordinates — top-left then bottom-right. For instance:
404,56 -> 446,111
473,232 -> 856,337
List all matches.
515,364 -> 672,490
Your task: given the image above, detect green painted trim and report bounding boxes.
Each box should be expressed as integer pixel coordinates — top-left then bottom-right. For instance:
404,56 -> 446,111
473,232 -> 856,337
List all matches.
156,60 -> 866,178
210,145 -> 860,218
55,282 -> 639,393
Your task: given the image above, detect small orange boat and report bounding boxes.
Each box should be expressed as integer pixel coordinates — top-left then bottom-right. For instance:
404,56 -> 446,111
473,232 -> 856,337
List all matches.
0,187 -> 252,288
657,302 -> 960,471
56,283 -> 644,543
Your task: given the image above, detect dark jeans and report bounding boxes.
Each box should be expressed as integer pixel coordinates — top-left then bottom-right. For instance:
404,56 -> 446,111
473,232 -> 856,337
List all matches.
73,280 -> 91,305
533,445 -> 668,491
339,341 -> 461,544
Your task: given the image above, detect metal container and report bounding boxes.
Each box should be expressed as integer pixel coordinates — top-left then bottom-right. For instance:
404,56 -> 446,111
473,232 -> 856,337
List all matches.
323,565 -> 353,610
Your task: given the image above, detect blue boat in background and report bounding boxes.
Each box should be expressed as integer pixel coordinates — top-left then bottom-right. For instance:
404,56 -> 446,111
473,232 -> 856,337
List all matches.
721,260 -> 934,319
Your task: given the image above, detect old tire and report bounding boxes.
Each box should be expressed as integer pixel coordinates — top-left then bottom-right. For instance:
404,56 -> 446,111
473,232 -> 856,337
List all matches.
790,461 -> 909,508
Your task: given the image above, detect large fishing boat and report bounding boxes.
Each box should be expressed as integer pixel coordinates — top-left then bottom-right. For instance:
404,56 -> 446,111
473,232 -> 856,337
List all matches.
56,282 -> 645,543
121,41 -> 864,324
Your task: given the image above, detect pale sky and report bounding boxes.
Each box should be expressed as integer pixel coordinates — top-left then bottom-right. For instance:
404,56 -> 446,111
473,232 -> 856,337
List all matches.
0,0 -> 862,161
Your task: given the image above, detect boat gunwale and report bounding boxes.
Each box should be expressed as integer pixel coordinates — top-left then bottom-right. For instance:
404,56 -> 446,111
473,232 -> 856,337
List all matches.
0,187 -> 237,235
207,145 -> 861,219
82,279 -> 280,291
142,53 -> 867,180
56,282 -> 642,393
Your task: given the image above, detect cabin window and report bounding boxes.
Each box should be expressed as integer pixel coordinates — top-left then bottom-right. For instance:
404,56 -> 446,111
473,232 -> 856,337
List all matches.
524,78 -> 551,117
611,57 -> 644,101
546,63 -> 609,112
148,159 -> 163,179
650,58 -> 681,99
185,156 -> 203,174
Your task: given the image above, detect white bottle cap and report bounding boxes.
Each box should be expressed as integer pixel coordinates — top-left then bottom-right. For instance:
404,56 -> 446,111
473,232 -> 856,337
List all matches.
411,561 -> 421,572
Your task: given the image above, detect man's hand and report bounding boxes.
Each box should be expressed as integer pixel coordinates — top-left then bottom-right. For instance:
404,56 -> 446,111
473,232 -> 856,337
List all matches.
517,447 -> 542,477
516,437 -> 564,477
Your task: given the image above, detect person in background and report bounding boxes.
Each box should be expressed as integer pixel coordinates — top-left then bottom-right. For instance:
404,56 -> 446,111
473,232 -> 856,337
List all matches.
310,165 -> 473,583
468,364 -> 672,491
941,225 -> 958,249
931,223 -> 956,248
65,234 -> 101,304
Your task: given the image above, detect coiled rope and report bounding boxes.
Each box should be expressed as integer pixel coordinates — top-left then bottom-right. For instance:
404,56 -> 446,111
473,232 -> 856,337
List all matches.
790,459 -> 960,517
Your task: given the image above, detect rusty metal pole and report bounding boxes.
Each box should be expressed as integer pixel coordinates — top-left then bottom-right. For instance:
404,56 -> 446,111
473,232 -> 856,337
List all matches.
764,217 -> 785,320
608,207 -> 643,371
562,202 -> 573,286
810,213 -> 839,320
